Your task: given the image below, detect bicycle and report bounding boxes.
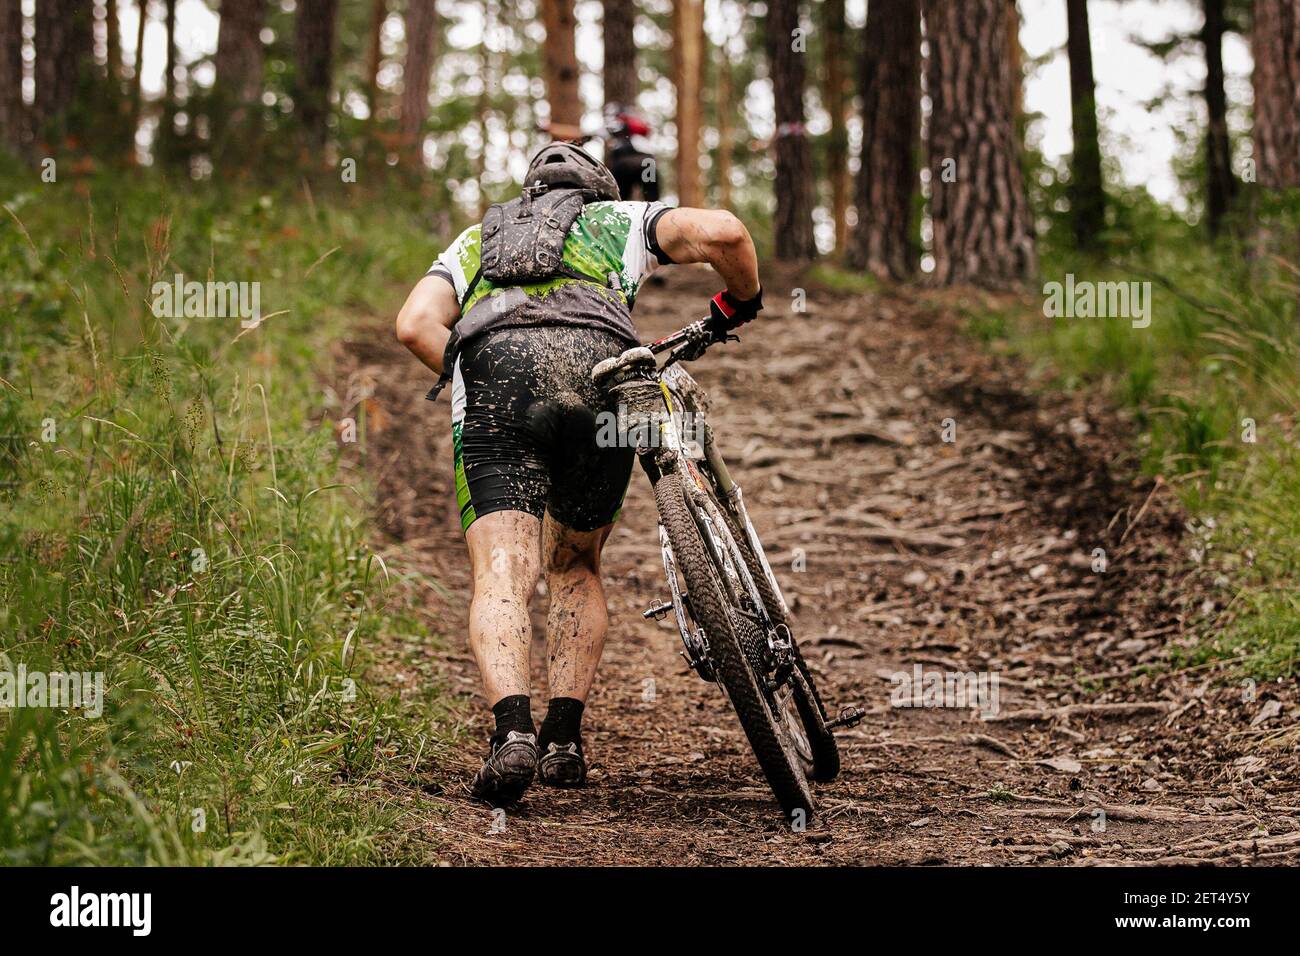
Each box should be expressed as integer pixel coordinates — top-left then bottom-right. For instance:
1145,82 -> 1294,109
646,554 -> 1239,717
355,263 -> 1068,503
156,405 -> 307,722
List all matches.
592,318 -> 864,819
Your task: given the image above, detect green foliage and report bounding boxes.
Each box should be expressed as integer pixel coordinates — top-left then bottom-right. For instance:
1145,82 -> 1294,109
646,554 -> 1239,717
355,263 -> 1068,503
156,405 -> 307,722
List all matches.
964,308 -> 1011,345
806,264 -> 882,296
0,160 -> 461,865
985,175 -> 1300,677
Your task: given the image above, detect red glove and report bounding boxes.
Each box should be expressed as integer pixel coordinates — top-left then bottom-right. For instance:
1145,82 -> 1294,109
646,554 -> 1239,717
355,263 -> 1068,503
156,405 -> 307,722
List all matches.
708,287 -> 763,336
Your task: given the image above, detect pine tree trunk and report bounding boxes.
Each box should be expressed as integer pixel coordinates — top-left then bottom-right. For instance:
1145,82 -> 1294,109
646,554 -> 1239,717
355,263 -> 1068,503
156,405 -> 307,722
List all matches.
602,0 -> 636,107
164,0 -> 176,107
32,0 -> 63,140
848,0 -> 920,278
672,0 -> 704,208
215,0 -> 267,112
106,0 -> 122,86
157,0 -> 177,159
399,0 -> 436,162
1066,0 -> 1105,247
717,43 -> 733,208
1252,0 -> 1299,193
100,0 -> 133,157
132,0 -> 148,138
765,0 -> 816,260
213,0 -> 267,158
364,0 -> 386,134
822,0 -> 850,254
541,0 -> 582,129
1203,0 -> 1236,235
33,0 -> 93,147
294,0 -> 339,150
0,0 -> 24,151
925,0 -> 1035,286
1007,0 -> 1022,118
477,0 -> 494,212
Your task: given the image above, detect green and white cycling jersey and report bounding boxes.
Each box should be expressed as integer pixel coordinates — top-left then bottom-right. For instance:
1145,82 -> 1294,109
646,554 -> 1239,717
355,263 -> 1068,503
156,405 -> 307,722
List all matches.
426,199 -> 674,348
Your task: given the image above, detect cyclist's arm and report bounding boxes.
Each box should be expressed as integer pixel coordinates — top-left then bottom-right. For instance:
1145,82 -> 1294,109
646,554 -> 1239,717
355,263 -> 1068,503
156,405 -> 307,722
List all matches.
395,274 -> 459,374
653,208 -> 760,300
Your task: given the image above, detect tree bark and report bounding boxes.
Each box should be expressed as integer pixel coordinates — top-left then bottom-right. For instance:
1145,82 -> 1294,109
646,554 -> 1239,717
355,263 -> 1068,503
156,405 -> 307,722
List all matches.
1007,0 -> 1022,118
213,0 -> 266,160
164,0 -> 176,107
924,0 -> 1036,286
848,0 -> 921,278
1065,0 -> 1105,248
106,0 -> 122,86
765,0 -> 816,260
364,0 -> 385,130
132,0 -> 148,137
32,0 -> 64,139
1252,0 -> 1300,194
673,0 -> 704,208
477,0 -> 493,210
717,41 -> 733,208
0,0 -> 24,150
822,0 -> 850,254
33,0 -> 94,146
541,0 -> 582,129
215,0 -> 267,113
294,0 -> 339,149
156,0 -> 177,158
1202,0 -> 1236,235
602,0 -> 636,108
399,0 -> 436,162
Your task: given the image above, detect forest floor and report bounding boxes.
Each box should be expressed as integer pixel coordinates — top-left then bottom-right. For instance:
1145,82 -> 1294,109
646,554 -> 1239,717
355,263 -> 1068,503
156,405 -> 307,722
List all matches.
346,265 -> 1300,866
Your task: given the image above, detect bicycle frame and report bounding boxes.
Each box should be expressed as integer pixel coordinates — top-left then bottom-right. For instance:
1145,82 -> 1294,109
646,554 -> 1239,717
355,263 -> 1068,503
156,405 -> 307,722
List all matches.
593,330 -> 793,679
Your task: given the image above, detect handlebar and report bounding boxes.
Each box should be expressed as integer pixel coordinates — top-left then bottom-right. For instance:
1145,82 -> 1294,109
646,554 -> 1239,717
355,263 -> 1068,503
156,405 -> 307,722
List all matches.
647,317 -> 737,368
647,320 -> 706,355
591,316 -> 735,387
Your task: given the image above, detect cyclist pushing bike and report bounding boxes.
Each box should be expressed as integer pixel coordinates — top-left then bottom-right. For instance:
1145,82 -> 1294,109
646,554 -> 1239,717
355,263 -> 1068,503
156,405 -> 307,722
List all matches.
395,141 -> 764,807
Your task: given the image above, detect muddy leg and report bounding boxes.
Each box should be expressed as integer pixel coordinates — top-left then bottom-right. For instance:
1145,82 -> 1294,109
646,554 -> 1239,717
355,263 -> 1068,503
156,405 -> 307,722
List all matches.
542,514 -> 613,702
465,510 -> 543,705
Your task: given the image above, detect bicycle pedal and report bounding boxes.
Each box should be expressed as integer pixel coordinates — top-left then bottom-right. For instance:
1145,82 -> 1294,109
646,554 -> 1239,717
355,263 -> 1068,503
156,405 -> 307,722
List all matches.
643,600 -> 674,621
826,704 -> 866,730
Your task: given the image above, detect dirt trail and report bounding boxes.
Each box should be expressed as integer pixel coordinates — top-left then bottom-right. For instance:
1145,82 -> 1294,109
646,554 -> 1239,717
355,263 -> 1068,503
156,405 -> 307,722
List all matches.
349,266 -> 1299,866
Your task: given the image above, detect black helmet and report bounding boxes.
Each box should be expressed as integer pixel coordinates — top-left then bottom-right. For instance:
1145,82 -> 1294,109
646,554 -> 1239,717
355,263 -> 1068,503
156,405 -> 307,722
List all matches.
524,142 -> 620,202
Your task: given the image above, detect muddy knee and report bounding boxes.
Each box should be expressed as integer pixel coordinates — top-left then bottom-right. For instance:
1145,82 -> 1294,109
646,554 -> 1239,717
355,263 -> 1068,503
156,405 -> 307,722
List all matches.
474,545 -> 541,604
543,517 -> 609,582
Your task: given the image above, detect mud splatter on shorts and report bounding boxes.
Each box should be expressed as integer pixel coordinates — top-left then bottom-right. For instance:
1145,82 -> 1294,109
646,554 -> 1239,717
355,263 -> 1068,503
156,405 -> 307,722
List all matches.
450,327 -> 637,533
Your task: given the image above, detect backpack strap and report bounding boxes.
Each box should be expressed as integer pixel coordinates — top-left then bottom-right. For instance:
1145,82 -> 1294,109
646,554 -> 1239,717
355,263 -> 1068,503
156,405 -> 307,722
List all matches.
424,326 -> 462,402
459,264 -> 483,310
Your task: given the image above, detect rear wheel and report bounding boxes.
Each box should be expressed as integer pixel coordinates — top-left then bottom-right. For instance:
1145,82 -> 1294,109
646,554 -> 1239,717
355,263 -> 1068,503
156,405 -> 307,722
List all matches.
653,470 -> 815,818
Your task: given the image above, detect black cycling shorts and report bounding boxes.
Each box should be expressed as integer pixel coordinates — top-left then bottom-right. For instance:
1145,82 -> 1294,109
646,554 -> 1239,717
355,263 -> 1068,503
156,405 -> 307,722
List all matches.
450,327 -> 636,533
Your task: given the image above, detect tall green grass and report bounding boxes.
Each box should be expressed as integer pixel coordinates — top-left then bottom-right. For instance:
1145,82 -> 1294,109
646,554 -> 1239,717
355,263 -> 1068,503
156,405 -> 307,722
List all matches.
982,191 -> 1300,677
0,159 -> 459,864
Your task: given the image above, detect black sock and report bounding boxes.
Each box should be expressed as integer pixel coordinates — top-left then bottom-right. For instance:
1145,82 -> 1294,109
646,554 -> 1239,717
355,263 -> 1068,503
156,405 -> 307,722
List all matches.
491,694 -> 534,744
538,697 -> 585,752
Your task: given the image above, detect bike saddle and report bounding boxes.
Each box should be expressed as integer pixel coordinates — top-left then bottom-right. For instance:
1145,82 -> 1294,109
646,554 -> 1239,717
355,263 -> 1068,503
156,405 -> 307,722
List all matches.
591,346 -> 656,386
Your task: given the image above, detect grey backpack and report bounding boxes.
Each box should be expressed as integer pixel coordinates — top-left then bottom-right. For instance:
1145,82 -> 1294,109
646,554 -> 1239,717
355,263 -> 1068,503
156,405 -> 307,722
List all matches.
480,186 -> 591,285
426,186 -> 618,404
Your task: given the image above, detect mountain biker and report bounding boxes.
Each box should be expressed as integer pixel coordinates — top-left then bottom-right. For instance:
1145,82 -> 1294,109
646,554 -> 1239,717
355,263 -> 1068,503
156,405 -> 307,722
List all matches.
394,141 -> 763,807
602,104 -> 659,203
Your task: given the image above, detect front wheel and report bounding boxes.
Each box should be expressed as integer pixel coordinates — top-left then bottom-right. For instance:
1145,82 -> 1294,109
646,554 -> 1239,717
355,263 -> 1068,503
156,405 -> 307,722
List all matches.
653,469 -> 815,819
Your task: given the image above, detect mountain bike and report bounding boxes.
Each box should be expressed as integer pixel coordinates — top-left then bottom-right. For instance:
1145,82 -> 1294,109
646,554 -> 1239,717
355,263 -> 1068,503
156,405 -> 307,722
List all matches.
592,319 -> 864,819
